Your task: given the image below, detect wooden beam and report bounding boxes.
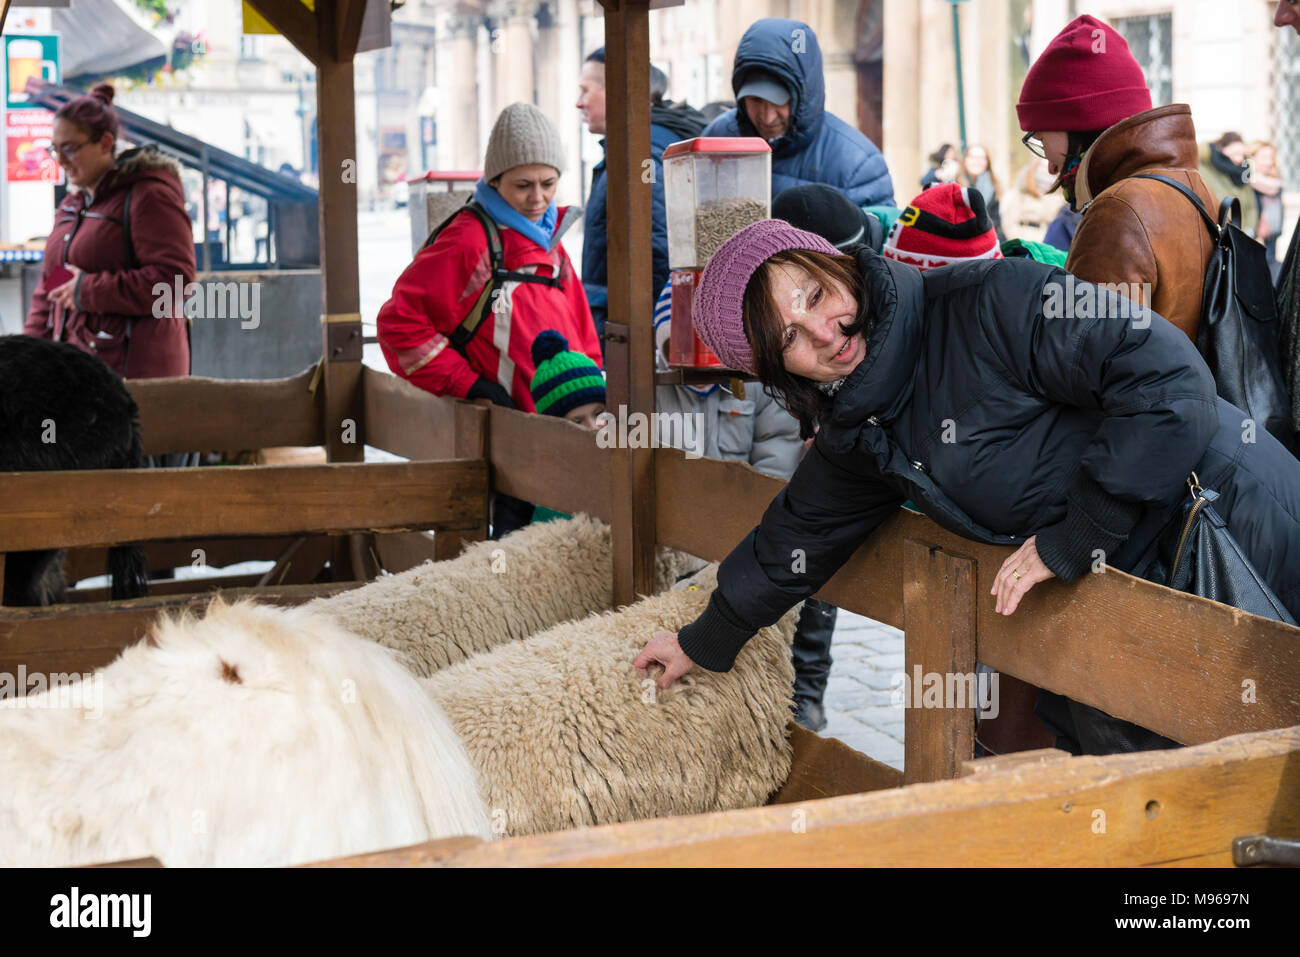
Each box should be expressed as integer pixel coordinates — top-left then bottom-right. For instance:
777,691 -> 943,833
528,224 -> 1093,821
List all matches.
362,366 -> 459,460
769,723 -> 903,803
334,0 -> 369,62
128,367 -> 323,456
244,0 -> 320,64
0,460 -> 488,551
488,405 -> 612,521
302,724 -> 1300,867
84,857 -> 165,868
299,835 -> 486,868
314,0 -> 364,469
0,582 -> 360,681
373,531 -> 439,573
435,400 -> 489,557
602,0 -> 656,606
903,541 -> 977,784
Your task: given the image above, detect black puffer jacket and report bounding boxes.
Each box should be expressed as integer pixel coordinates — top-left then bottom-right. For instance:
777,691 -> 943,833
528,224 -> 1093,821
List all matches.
679,249 -> 1300,674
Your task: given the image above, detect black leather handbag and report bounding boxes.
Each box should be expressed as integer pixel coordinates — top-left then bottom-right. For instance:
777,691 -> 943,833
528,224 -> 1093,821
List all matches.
1056,472 -> 1297,756
1135,174 -> 1297,455
1163,474 -> 1297,625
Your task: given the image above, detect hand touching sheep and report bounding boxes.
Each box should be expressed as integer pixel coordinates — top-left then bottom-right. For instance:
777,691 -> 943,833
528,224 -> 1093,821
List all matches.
634,631 -> 696,689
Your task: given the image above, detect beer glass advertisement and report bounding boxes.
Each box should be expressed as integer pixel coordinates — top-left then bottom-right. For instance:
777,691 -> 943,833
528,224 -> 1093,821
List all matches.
4,34 -> 62,184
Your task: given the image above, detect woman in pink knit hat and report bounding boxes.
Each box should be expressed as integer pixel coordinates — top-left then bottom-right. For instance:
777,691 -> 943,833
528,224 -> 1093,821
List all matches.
633,219 -> 1300,755
1016,14 -> 1218,343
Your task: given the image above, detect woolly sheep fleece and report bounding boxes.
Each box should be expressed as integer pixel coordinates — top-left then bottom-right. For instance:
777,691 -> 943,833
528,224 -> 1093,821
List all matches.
0,599 -> 490,867
424,564 -> 800,837
311,514 -> 705,677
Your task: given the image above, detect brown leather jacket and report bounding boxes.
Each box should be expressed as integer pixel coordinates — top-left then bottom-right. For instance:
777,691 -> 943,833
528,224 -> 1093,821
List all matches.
1066,104 -> 1219,342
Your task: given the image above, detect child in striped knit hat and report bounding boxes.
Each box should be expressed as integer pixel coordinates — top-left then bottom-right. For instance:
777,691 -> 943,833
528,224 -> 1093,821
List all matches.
529,328 -> 607,430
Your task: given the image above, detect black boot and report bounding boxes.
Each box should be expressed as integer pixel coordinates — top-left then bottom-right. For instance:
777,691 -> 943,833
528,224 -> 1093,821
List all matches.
792,696 -> 826,732
790,598 -> 836,731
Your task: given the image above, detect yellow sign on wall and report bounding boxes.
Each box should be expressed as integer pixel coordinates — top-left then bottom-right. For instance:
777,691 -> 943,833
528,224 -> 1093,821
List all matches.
242,0 -> 315,36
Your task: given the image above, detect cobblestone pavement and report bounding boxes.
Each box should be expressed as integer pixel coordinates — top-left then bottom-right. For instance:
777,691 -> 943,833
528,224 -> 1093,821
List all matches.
821,609 -> 905,771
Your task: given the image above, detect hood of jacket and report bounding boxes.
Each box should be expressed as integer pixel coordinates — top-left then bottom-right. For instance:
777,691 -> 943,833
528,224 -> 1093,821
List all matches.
650,101 -> 708,141
824,248 -> 927,440
1075,104 -> 1199,208
73,144 -> 185,204
730,17 -> 825,155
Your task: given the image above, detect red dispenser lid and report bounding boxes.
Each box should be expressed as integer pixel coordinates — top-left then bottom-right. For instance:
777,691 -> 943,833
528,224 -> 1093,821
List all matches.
406,170 -> 483,183
662,137 -> 771,158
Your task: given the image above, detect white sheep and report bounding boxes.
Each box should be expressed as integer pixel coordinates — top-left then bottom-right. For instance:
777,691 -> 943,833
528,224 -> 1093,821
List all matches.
0,599 -> 490,867
2,556 -> 793,865
424,564 -> 800,838
312,514 -> 705,677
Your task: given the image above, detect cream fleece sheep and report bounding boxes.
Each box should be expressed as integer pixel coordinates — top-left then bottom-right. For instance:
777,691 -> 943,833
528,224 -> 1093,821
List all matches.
424,565 -> 799,837
0,599 -> 490,867
311,514 -> 705,677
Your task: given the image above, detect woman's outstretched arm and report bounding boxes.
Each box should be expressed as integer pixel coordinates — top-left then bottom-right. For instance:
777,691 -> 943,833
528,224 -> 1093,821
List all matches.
636,433 -> 904,687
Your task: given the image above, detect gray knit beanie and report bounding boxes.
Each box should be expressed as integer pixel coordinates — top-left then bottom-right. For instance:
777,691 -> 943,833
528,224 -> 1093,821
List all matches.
483,103 -> 566,183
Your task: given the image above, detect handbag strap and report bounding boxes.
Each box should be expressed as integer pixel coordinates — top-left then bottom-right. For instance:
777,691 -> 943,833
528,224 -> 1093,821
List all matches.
1132,174 -> 1221,240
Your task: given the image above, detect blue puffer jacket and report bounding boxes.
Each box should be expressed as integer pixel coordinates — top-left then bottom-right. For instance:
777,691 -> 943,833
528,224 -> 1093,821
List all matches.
701,18 -> 895,208
583,104 -> 708,349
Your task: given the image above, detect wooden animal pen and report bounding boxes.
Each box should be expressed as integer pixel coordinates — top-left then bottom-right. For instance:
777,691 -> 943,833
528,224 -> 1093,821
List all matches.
1,0 -> 1297,868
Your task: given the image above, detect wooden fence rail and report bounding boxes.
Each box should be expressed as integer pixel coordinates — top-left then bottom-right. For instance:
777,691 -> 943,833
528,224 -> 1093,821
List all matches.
4,372 -> 1298,832
0,581 -> 360,680
129,367 -> 324,457
303,724 -> 1300,867
0,460 -> 486,550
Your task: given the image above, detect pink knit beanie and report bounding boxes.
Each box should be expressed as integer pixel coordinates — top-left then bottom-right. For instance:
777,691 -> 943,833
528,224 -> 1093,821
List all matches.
691,219 -> 839,374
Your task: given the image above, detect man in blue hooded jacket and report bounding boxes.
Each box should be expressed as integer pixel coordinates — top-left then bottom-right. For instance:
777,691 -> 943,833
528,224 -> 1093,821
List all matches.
702,17 -> 895,208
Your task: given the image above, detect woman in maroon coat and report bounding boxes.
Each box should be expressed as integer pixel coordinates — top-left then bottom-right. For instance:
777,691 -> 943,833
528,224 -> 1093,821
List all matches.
25,83 -> 194,379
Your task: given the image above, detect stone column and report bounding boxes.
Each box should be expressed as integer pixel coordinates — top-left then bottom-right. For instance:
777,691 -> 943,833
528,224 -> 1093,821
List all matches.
436,12 -> 483,171
534,0 -> 585,208
488,0 -> 539,113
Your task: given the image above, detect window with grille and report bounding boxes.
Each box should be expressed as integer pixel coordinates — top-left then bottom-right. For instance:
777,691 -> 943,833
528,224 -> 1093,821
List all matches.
1277,24 -> 1300,186
1114,13 -> 1173,107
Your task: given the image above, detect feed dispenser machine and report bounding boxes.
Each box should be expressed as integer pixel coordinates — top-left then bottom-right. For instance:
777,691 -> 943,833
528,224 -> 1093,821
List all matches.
663,137 -> 771,368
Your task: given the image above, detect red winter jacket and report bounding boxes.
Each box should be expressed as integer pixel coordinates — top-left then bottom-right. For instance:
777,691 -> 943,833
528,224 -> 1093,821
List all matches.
377,204 -> 600,411
25,145 -> 195,379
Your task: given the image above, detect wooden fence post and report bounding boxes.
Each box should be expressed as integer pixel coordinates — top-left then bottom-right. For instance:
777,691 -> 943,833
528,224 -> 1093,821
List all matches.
903,539 -> 978,784
435,401 -> 489,560
602,0 -> 656,605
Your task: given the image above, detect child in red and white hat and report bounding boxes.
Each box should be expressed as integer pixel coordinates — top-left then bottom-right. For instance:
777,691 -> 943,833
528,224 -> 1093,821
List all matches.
881,183 -> 1003,272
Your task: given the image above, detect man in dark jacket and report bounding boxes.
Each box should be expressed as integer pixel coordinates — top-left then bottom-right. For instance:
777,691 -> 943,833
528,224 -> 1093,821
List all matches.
577,49 -> 707,352
702,18 -> 895,208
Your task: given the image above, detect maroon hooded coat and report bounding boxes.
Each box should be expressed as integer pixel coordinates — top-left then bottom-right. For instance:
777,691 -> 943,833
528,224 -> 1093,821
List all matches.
26,145 -> 195,379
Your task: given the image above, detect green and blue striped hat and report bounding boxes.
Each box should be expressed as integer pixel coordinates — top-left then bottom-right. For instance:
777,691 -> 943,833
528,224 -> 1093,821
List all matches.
529,329 -> 605,417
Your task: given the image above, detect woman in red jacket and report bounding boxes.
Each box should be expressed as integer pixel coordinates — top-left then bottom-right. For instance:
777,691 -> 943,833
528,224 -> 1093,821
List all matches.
25,83 -> 195,379
377,102 -> 600,412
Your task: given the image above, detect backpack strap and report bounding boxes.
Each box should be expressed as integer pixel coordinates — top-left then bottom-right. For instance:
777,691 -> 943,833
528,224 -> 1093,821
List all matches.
119,184 -> 137,377
121,183 -> 138,269
422,200 -> 563,358
1132,174 -> 1220,240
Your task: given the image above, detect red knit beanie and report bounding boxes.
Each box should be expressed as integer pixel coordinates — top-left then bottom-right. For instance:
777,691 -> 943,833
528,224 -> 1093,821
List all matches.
882,184 -> 1002,272
1017,15 -> 1152,132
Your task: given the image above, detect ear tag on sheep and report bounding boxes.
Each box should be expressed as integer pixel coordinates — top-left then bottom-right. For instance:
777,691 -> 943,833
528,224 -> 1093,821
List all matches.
688,585 -> 698,591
